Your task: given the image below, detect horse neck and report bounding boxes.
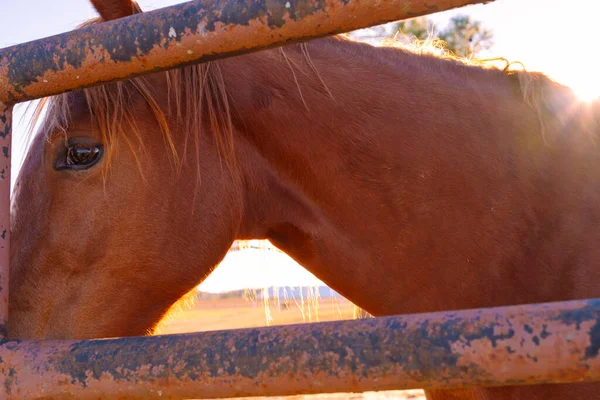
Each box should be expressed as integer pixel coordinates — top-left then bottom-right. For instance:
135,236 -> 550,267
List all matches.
220,38 -> 600,317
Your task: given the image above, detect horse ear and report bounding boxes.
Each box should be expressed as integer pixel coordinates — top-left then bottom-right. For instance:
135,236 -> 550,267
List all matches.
90,0 -> 142,21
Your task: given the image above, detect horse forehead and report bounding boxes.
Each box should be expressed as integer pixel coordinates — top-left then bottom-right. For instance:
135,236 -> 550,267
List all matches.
18,133 -> 45,179
66,91 -> 91,118
54,91 -> 95,133
39,91 -> 93,140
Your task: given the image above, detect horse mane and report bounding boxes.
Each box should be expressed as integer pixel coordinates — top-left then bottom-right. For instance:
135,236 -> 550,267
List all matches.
28,20 -> 586,183
367,33 -> 587,134
28,16 -> 236,187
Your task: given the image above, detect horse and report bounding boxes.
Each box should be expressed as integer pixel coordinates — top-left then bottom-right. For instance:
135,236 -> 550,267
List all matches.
7,0 -> 600,399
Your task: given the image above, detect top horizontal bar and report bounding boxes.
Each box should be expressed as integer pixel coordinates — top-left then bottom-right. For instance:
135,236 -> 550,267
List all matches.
0,0 -> 494,104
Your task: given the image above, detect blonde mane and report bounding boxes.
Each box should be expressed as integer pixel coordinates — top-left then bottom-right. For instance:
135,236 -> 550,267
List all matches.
28,23 -> 583,186
357,32 -> 593,142
28,17 -> 236,190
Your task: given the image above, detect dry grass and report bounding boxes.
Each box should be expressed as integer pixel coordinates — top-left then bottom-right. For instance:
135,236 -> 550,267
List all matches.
158,296 -> 356,334
157,295 -> 425,400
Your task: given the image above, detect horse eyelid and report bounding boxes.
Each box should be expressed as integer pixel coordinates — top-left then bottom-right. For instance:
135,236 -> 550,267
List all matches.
54,143 -> 103,171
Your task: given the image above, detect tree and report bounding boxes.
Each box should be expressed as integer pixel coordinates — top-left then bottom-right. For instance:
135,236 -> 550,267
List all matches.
437,15 -> 493,58
395,16 -> 432,42
394,15 -> 493,58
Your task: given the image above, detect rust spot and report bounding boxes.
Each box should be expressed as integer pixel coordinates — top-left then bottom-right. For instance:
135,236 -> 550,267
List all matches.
0,298 -> 600,399
0,103 -> 9,341
0,0 -> 494,104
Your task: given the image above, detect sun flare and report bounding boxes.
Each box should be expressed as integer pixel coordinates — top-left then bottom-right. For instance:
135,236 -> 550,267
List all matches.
571,80 -> 600,102
549,64 -> 600,103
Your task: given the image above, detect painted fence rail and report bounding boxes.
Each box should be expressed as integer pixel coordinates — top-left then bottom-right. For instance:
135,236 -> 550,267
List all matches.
2,298 -> 600,399
0,0 -> 494,104
0,102 -> 9,340
2,0 -> 600,398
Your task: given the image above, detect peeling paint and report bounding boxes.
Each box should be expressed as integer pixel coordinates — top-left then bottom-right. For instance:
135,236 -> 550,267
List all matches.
0,0 -> 494,103
1,298 -> 600,399
0,103 -> 8,341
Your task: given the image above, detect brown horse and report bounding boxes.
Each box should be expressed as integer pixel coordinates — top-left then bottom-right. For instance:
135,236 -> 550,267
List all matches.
7,0 -> 600,399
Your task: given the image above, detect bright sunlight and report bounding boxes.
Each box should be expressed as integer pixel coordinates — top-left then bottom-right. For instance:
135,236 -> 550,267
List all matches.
570,78 -> 600,102
553,61 -> 600,102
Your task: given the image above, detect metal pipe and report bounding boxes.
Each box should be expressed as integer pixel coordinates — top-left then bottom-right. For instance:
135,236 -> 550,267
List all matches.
2,298 -> 600,399
0,0 -> 494,104
0,102 -> 10,340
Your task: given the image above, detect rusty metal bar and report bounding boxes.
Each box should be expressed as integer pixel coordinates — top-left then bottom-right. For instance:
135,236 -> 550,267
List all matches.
0,102 -> 10,340
2,298 -> 600,399
0,0 -> 495,104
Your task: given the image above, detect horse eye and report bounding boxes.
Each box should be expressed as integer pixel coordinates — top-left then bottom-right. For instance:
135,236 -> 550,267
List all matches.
67,145 -> 101,166
56,143 -> 103,170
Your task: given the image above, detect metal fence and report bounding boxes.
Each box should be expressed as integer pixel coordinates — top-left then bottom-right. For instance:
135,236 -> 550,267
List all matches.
1,0 -> 600,398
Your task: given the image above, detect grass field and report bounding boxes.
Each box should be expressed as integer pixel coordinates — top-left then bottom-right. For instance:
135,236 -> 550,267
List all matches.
157,295 -> 358,333
156,294 -> 426,400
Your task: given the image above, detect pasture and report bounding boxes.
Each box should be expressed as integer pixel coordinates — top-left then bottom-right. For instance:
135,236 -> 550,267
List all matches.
158,294 -> 426,400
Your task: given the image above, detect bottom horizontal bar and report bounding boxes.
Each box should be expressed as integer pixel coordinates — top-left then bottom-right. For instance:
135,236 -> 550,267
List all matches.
2,298 -> 600,399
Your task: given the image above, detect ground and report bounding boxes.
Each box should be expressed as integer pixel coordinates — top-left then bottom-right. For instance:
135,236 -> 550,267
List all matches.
157,294 -> 426,400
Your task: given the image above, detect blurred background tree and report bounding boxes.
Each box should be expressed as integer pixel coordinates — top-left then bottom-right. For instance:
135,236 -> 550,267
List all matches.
394,14 -> 493,58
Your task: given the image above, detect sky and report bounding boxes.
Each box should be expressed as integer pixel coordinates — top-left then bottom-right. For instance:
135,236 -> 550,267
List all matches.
1,0 -> 598,292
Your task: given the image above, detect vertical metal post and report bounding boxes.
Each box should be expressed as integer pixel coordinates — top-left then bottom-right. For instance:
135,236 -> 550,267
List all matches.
0,102 -> 11,339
